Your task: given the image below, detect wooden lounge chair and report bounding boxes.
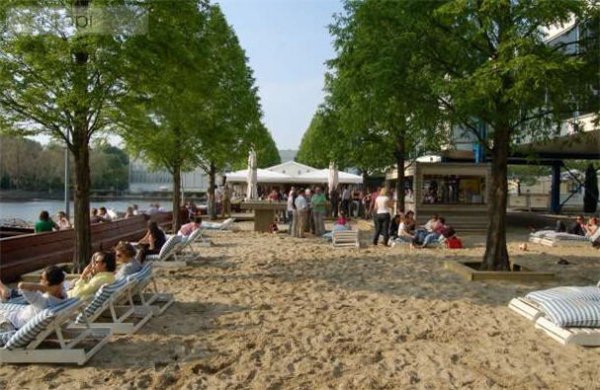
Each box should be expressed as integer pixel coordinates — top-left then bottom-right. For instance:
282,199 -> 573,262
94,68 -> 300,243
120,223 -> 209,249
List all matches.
71,278 -> 153,335
528,230 -> 591,247
332,229 -> 360,248
127,263 -> 174,315
534,316 -> 600,346
508,297 -> 544,321
509,286 -> 600,322
0,298 -> 112,365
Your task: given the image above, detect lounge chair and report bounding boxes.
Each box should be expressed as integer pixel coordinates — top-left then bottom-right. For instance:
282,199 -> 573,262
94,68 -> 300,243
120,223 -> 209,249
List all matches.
529,230 -> 591,247
146,235 -> 186,268
0,298 -> 112,365
71,278 -> 153,334
127,263 -> 174,315
332,229 -> 360,248
509,285 -> 600,321
535,316 -> 600,346
175,228 -> 205,260
201,217 -> 236,231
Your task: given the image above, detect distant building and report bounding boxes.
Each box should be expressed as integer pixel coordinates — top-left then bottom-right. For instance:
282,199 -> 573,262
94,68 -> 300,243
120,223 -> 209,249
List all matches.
128,158 -> 219,193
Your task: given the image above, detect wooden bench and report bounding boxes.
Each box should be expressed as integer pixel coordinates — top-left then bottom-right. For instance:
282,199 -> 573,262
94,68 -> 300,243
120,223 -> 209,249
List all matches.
0,212 -> 173,283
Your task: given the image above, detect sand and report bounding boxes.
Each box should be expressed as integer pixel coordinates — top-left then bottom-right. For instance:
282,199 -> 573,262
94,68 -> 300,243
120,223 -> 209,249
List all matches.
1,220 -> 599,389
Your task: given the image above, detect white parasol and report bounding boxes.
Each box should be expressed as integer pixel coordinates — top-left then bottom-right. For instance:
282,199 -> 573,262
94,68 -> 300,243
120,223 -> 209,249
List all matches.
246,149 -> 258,200
328,161 -> 339,193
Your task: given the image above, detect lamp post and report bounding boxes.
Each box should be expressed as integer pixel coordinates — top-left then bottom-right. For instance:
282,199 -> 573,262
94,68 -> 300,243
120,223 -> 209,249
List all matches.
64,147 -> 70,219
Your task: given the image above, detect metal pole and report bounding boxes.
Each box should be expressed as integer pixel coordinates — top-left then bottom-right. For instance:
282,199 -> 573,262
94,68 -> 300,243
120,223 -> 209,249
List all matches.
64,147 -> 70,219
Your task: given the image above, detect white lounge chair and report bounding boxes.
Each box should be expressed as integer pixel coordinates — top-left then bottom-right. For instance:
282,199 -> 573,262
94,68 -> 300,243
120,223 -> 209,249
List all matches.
332,229 -> 360,248
201,217 -> 236,231
529,230 -> 591,247
509,285 -> 600,322
146,235 -> 186,268
71,278 -> 153,334
127,263 -> 174,315
535,316 -> 600,346
0,298 -> 112,365
175,228 -> 205,259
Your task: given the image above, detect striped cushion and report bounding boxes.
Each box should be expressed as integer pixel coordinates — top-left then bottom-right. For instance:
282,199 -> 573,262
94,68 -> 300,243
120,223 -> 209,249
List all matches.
0,331 -> 15,347
5,298 -> 80,350
0,302 -> 30,313
529,230 -> 588,241
539,298 -> 600,327
75,278 -> 129,324
147,235 -> 181,261
129,263 -> 153,283
526,286 -> 600,303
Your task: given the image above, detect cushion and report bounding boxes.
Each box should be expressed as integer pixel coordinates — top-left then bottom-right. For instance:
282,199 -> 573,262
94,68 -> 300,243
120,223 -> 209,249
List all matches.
156,235 -> 181,259
539,298 -> 600,327
4,298 -> 80,350
526,286 -> 600,303
75,278 -> 129,324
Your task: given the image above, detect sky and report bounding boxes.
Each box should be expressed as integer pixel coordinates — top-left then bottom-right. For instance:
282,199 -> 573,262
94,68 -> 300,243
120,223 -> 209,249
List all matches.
216,0 -> 344,150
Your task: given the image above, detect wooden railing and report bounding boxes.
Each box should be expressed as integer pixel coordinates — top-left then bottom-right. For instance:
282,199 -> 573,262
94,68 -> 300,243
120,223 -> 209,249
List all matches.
0,212 -> 172,283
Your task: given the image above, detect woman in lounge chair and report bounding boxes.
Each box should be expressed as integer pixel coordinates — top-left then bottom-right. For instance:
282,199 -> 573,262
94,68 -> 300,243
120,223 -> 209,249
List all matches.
178,216 -> 202,237
137,221 -> 167,262
67,251 -> 116,300
0,265 -> 66,331
114,242 -> 142,280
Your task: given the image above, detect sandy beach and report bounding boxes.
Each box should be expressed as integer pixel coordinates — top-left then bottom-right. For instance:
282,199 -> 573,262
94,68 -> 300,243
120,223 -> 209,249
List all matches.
1,220 -> 599,389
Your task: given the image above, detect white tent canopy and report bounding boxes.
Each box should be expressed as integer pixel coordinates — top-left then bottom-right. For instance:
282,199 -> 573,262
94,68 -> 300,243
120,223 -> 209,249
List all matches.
225,161 -> 363,185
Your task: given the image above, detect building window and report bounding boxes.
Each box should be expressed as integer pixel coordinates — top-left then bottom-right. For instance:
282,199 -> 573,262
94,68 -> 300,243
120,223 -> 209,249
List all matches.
422,175 -> 486,204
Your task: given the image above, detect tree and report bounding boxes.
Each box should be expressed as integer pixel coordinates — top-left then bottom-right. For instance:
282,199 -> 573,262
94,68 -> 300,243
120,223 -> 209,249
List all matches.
403,0 -> 594,270
325,0 -> 444,209
584,163 -> 598,213
197,5 -> 276,218
116,0 -> 211,232
0,0 -> 132,269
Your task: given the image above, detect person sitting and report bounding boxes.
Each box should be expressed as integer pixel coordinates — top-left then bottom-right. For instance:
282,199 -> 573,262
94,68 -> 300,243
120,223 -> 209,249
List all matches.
413,214 -> 439,245
335,211 -> 350,228
98,207 -> 112,222
56,211 -> 72,230
413,217 -> 446,248
389,214 -> 402,240
178,216 -> 202,237
392,215 -> 415,245
34,210 -> 58,233
0,265 -> 66,331
114,242 -> 142,280
137,221 -> 167,262
404,211 -> 416,235
567,215 -> 586,236
124,206 -> 135,219
67,251 -> 116,300
90,208 -> 103,224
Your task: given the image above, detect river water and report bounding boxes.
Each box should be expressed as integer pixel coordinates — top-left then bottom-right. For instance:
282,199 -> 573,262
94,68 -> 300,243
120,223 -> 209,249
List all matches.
0,199 -> 173,224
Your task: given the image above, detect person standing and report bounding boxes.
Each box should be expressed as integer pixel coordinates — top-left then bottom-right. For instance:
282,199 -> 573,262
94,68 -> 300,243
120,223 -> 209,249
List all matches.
311,186 -> 327,236
372,188 -> 392,246
294,190 -> 308,238
341,186 -> 351,217
287,187 -> 296,235
222,184 -> 232,218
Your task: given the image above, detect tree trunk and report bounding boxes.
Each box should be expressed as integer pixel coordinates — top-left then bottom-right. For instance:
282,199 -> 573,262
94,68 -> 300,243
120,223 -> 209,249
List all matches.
481,125 -> 510,271
208,162 -> 217,220
394,134 -> 405,213
172,162 -> 182,233
71,138 -> 92,272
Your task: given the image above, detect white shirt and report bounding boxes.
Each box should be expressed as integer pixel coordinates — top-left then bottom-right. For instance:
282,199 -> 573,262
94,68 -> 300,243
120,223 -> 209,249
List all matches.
294,195 -> 307,211
6,290 -> 63,329
374,195 -> 391,214
287,194 -> 295,212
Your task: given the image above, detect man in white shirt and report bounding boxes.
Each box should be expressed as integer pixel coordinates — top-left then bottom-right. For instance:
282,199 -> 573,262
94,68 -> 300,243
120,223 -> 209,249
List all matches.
293,190 -> 308,238
287,187 -> 296,236
0,266 -> 65,331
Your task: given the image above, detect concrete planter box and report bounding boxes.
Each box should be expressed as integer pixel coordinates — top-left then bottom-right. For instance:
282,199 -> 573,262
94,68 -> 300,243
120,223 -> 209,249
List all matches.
444,260 -> 555,282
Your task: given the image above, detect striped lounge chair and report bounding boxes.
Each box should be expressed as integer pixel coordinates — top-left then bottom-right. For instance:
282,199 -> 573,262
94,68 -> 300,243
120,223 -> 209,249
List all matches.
127,263 -> 174,315
509,284 -> 600,346
72,278 -> 153,334
201,217 -> 236,231
146,235 -> 186,267
0,298 -> 112,365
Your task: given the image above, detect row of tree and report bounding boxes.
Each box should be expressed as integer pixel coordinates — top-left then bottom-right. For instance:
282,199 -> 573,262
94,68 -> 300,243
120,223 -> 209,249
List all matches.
0,0 -> 279,268
297,0 -> 598,270
0,137 -> 129,192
